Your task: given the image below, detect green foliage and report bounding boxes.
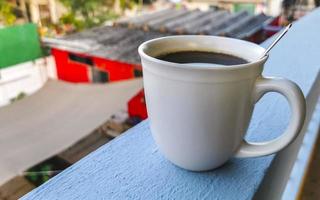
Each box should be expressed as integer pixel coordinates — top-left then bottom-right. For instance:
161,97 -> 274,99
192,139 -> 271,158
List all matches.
10,92 -> 26,103
59,13 -> 85,30
119,0 -> 136,10
59,0 -> 118,30
0,0 -> 16,25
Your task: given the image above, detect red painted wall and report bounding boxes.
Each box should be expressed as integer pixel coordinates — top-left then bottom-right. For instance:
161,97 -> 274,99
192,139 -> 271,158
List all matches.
93,57 -> 139,82
52,47 -> 142,83
52,48 -> 90,83
128,89 -> 148,120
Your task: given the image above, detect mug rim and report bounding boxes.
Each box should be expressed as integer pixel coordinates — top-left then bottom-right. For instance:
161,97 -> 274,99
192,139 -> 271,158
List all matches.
138,35 -> 268,71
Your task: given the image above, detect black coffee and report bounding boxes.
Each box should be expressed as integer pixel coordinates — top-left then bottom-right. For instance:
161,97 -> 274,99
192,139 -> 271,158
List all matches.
156,51 -> 248,65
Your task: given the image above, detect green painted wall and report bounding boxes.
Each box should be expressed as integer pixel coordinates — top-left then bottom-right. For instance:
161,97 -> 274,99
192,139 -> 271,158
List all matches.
233,3 -> 256,15
0,23 -> 43,69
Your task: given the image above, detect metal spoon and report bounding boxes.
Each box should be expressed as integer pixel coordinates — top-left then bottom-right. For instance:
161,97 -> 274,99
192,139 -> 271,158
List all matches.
261,23 -> 292,58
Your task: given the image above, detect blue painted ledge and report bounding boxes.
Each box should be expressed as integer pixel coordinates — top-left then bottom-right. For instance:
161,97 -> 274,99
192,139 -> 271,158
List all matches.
23,9 -> 320,200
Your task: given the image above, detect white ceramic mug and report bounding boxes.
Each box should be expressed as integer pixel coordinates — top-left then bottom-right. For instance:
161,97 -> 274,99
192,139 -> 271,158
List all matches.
138,35 -> 306,171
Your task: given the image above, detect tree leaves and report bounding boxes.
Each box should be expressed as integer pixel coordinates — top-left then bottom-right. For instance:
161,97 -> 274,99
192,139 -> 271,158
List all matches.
0,0 -> 16,25
59,0 -> 118,30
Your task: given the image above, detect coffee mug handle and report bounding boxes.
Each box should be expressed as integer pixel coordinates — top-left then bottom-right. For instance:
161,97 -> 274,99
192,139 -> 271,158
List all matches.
235,76 -> 306,158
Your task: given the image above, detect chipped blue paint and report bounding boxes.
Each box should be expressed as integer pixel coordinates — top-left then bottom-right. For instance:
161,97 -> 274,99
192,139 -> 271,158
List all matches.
23,8 -> 320,200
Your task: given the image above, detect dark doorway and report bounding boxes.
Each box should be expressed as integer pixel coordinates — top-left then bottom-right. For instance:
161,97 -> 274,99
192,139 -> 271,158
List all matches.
91,68 -> 109,83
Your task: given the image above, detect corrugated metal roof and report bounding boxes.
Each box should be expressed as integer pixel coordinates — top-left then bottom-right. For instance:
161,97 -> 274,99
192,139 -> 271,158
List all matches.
227,13 -> 271,38
46,8 -> 272,64
114,8 -> 272,37
46,26 -> 168,64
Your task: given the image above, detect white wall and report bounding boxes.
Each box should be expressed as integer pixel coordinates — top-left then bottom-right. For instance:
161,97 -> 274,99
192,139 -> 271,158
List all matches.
267,0 -> 282,16
0,56 -> 57,107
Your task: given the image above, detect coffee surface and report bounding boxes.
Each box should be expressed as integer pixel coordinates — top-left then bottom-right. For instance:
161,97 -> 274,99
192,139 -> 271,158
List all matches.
156,51 -> 248,65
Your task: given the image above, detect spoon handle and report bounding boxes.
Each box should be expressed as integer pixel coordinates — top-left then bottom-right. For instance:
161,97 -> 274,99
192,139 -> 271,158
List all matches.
262,23 -> 292,58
